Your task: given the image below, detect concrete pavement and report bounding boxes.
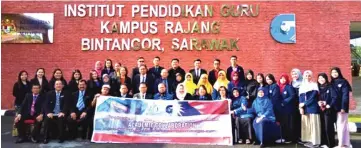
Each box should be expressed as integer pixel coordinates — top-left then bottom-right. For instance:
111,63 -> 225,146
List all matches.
2,116 -> 361,148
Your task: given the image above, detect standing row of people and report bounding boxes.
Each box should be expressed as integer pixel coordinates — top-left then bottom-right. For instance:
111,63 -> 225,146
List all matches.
12,56 -> 352,148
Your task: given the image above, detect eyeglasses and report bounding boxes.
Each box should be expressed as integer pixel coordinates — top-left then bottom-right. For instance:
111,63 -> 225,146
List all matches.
139,61 -> 145,62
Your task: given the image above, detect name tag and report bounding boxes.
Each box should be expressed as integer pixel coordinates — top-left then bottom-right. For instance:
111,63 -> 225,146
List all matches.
269,90 -> 273,93
338,84 -> 342,88
327,90 -> 330,93
284,91 -> 287,95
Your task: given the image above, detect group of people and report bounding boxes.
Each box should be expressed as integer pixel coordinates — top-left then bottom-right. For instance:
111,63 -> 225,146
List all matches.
12,55 -> 352,148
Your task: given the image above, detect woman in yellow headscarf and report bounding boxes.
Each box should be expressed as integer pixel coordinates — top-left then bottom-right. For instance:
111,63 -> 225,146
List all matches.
183,73 -> 197,95
212,70 -> 230,99
197,74 -> 213,95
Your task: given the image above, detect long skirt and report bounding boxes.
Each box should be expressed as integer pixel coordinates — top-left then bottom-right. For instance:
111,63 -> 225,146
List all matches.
301,114 -> 321,145
320,110 -> 336,147
236,117 -> 254,140
279,114 -> 294,142
337,112 -> 350,147
253,118 -> 280,144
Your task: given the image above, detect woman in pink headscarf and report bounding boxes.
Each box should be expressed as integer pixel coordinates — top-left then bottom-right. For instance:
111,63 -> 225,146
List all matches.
94,61 -> 103,78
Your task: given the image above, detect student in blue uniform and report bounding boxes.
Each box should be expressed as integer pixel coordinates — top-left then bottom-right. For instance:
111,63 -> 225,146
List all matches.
277,73 -> 296,143
247,87 -> 280,147
299,70 -> 321,147
330,67 -> 352,148
290,68 -> 303,143
317,73 -> 336,148
232,88 -> 254,144
265,74 -> 282,121
256,73 -> 267,90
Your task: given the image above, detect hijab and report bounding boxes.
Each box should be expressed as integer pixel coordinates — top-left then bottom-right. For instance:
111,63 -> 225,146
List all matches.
231,71 -> 240,87
253,87 -> 272,113
183,73 -> 197,95
299,70 -> 319,96
95,61 -> 103,77
213,70 -> 229,90
278,73 -> 290,93
176,83 -> 187,100
197,74 -> 213,94
291,68 -> 303,88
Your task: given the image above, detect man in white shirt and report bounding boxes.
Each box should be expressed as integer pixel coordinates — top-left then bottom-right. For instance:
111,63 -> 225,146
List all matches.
119,84 -> 132,98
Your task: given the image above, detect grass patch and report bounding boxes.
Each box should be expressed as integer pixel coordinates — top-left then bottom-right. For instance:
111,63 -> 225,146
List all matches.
349,114 -> 361,123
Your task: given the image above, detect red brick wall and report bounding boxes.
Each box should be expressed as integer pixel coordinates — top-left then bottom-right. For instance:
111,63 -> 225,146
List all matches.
2,1 -> 361,109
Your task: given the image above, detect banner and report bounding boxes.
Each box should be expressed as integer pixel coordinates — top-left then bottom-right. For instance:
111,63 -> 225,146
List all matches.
91,96 -> 232,145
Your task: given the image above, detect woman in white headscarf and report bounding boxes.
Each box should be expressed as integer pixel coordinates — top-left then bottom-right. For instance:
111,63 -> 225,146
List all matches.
174,83 -> 193,100
298,70 -> 321,147
290,68 -> 303,143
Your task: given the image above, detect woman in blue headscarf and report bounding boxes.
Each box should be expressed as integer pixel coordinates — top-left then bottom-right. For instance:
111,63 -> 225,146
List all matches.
245,87 -> 280,147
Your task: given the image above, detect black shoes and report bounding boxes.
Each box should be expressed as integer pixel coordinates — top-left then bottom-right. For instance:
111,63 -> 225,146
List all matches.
30,137 -> 38,143
43,139 -> 49,144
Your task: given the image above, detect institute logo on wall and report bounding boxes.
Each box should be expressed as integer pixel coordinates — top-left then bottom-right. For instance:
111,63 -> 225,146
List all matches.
270,14 -> 296,44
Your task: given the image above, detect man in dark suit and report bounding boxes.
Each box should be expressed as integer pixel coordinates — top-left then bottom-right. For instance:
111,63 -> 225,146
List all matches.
43,80 -> 71,144
131,57 -> 145,80
189,59 -> 207,84
154,69 -> 174,94
148,56 -> 164,80
208,59 -> 222,86
226,55 -> 245,83
132,65 -> 155,94
67,80 -> 94,140
119,84 -> 133,98
168,58 -> 186,81
14,84 -> 45,143
133,83 -> 153,99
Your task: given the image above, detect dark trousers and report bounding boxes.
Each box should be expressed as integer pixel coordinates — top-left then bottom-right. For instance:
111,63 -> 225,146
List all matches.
43,116 -> 66,140
293,108 -> 301,142
67,112 -> 88,139
321,110 -> 336,147
16,116 -> 42,139
231,116 -> 237,143
236,117 -> 254,141
280,114 -> 294,141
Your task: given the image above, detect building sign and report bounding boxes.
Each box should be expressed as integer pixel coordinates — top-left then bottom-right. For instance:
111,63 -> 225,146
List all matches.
1,13 -> 54,43
270,14 -> 296,44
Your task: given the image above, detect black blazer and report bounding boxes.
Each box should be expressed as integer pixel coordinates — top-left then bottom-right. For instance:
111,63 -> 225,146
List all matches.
68,80 -> 79,94
18,93 -> 45,117
132,74 -> 155,94
113,76 -> 132,93
154,78 -> 175,94
101,68 -> 115,78
193,94 -> 213,101
189,69 -> 207,84
13,81 -> 31,106
48,79 -> 68,91
44,90 -> 71,115
131,67 -> 140,80
133,93 -> 154,99
87,79 -> 102,95
208,69 -> 222,86
149,66 -> 164,79
174,93 -> 194,100
30,78 -> 49,94
71,90 -> 94,114
226,66 -> 245,82
168,67 -> 186,81
118,94 -> 133,98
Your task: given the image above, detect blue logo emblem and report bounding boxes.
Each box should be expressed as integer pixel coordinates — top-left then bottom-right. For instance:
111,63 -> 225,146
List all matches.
270,14 -> 296,43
